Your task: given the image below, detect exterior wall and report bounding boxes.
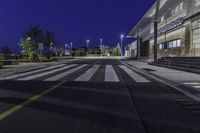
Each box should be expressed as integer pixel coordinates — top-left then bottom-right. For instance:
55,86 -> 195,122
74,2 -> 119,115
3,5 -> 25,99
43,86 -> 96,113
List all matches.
191,15 -> 200,56
130,0 -> 200,59
149,27 -> 187,58
148,0 -> 200,58
124,41 -> 137,57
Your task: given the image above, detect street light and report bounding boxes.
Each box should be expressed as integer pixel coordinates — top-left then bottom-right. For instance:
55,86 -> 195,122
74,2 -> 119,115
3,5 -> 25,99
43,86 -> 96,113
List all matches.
27,37 -> 31,41
100,38 -> 103,57
86,40 -> 90,56
70,42 -> 73,51
120,34 -> 124,57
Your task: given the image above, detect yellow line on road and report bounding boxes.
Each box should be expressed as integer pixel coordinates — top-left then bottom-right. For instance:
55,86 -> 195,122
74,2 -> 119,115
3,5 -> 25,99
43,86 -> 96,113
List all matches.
0,80 -> 66,121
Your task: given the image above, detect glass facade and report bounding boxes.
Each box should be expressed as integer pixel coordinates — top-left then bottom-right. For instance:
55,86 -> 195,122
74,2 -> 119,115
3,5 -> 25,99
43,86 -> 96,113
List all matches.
192,18 -> 200,56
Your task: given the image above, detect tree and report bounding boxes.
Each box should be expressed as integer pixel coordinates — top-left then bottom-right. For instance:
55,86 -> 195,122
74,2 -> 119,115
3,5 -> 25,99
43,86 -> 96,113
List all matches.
44,30 -> 55,48
20,25 -> 56,60
22,25 -> 44,50
20,38 -> 34,59
113,43 -> 121,56
1,46 -> 12,60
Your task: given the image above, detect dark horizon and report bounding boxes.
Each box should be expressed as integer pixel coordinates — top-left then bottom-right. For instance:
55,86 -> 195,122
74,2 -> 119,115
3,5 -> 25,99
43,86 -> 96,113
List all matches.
0,0 -> 155,53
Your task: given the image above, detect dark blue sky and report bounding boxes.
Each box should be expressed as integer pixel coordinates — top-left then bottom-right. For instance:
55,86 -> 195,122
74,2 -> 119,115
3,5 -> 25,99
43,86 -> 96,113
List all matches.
0,0 -> 155,52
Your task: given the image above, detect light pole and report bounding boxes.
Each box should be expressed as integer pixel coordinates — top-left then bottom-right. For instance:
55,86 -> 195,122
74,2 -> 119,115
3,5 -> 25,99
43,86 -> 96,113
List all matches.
100,38 -> 103,57
65,44 -> 69,56
70,42 -> 73,51
86,40 -> 90,56
120,34 -> 124,57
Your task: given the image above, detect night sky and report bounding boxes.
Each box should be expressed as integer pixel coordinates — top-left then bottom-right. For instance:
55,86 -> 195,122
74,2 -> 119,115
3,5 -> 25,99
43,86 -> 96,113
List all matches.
0,0 -> 155,53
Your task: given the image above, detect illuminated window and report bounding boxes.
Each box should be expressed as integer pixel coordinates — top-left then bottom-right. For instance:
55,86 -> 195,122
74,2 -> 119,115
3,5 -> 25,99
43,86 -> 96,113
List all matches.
161,16 -> 165,22
177,39 -> 181,47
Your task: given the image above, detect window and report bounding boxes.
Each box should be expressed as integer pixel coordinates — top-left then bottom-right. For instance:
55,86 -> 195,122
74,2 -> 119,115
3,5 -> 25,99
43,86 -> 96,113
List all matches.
171,9 -> 175,16
170,2 -> 183,17
168,42 -> 173,48
159,44 -> 164,50
177,39 -> 181,47
165,39 -> 181,49
175,2 -> 183,14
161,16 -> 165,22
173,40 -> 177,48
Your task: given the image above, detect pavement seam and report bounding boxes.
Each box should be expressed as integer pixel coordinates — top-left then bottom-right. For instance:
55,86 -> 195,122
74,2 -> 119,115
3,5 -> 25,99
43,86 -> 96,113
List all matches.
117,61 -> 148,133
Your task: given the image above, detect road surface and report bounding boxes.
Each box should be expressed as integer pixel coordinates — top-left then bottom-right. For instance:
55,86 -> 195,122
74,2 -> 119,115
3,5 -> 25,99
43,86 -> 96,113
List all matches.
0,59 -> 200,133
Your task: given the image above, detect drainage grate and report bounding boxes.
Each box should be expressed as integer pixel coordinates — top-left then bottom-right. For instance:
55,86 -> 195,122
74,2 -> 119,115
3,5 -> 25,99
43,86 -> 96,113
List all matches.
142,68 -> 156,71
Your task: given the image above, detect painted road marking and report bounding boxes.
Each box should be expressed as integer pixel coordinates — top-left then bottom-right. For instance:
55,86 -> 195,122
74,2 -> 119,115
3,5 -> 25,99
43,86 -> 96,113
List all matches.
104,65 -> 119,82
193,86 -> 200,89
44,64 -> 88,81
2,64 -> 65,80
119,65 -> 150,83
0,78 -> 68,121
17,64 -> 76,81
75,65 -> 100,81
184,83 -> 200,85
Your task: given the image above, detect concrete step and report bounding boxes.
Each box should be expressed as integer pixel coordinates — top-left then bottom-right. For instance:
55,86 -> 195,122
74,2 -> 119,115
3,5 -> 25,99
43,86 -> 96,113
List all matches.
155,61 -> 200,69
149,62 -> 200,74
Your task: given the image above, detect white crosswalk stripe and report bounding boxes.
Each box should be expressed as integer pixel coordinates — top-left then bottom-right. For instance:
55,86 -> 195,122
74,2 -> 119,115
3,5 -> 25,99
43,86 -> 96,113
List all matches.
17,64 -> 77,81
184,82 -> 200,85
75,65 -> 100,82
193,86 -> 200,89
104,65 -> 119,82
183,82 -> 200,89
44,64 -> 88,81
119,65 -> 150,83
1,64 -> 66,80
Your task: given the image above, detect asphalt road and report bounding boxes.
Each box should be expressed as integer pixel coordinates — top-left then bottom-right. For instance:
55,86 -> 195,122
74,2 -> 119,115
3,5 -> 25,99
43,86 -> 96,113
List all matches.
0,59 -> 200,133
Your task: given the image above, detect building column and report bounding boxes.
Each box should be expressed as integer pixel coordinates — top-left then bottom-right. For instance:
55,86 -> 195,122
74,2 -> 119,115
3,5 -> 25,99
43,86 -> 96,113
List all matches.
153,0 -> 160,61
154,21 -> 158,61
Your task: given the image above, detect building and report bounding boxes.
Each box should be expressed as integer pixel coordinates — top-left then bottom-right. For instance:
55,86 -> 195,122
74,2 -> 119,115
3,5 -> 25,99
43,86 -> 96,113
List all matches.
128,0 -> 200,59
125,41 -> 137,57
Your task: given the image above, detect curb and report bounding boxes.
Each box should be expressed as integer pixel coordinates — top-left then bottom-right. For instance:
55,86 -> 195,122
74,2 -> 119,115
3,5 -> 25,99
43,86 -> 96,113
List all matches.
120,60 -> 200,103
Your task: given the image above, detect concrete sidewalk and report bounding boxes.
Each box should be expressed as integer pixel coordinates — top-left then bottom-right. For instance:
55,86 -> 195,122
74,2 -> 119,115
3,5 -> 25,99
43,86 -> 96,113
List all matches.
123,60 -> 200,101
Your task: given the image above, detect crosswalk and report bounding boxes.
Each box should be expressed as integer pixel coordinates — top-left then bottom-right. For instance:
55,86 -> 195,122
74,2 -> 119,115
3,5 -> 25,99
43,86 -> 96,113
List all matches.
1,64 -> 151,83
105,65 -> 119,82
75,65 -> 100,82
119,65 -> 150,83
183,82 -> 200,90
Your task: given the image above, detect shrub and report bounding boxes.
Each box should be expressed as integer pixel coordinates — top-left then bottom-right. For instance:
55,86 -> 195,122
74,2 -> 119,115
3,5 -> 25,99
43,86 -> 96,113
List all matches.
0,62 -> 3,69
29,53 -> 39,61
45,52 -> 54,61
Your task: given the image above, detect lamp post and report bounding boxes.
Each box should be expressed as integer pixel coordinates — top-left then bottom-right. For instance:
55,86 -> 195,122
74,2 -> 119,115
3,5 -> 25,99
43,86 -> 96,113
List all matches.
70,42 -> 73,51
86,40 -> 90,56
120,34 -> 124,57
100,38 -> 103,57
65,44 -> 68,56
